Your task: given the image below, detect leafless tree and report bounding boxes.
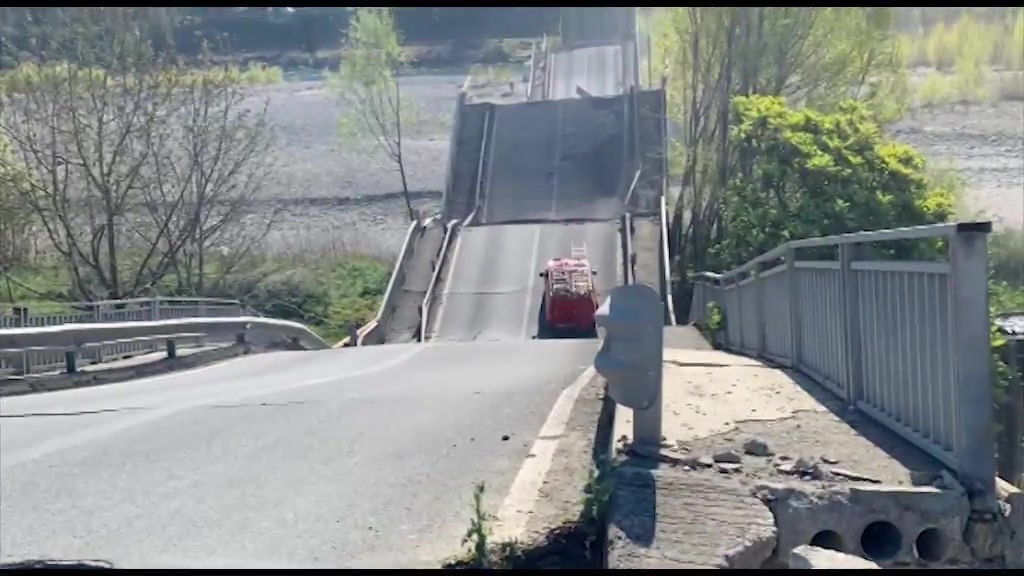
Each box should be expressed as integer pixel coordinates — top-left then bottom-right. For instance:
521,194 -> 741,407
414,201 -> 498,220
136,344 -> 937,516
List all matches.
0,40 -> 277,299
140,74 -> 277,296
334,7 -> 418,222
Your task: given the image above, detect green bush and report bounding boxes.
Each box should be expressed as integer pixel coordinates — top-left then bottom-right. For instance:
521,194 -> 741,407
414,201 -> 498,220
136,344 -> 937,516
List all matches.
713,95 -> 953,270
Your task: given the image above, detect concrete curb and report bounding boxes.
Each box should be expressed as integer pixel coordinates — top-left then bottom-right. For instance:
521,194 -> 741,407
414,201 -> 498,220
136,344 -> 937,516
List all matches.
0,344 -> 251,398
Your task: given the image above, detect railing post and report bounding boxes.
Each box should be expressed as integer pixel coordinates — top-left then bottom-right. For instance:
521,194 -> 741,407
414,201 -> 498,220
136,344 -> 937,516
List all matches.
13,306 -> 30,375
949,225 -> 996,505
64,350 -> 77,374
786,248 -> 801,368
840,244 -> 865,407
166,339 -> 177,359
755,264 -> 766,357
735,275 -> 745,351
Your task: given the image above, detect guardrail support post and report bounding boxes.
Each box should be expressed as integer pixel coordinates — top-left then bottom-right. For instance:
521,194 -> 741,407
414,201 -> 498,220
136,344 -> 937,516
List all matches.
13,306 -> 30,375
786,248 -> 801,368
166,339 -> 177,360
755,264 -> 766,357
949,225 -> 996,506
235,332 -> 247,346
64,350 -> 77,374
595,284 -> 664,450
840,244 -> 865,407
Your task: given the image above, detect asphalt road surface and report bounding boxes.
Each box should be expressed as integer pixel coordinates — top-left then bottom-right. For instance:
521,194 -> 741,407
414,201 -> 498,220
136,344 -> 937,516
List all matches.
0,342 -> 598,569
432,222 -> 619,342
431,36 -> 632,344
480,95 -> 628,225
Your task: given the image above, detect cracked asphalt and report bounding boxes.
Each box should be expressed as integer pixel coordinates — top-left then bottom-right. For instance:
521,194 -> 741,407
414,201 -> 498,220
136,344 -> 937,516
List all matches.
0,341 -> 597,568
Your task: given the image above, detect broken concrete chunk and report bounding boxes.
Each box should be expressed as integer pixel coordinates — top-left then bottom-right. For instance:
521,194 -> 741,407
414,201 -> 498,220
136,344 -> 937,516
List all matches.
717,462 -> 743,474
821,455 -> 839,464
788,545 -> 880,569
910,469 -> 940,486
697,455 -> 715,468
829,467 -> 882,484
782,457 -> 824,480
713,450 -> 742,464
933,470 -> 965,493
743,437 -> 772,457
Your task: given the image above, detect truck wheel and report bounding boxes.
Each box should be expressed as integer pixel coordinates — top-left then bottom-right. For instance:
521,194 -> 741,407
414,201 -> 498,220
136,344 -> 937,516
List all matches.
536,299 -> 549,339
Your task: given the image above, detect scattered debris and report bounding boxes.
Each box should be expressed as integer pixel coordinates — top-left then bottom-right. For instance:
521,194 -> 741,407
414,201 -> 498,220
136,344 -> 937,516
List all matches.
934,470 -> 965,493
717,462 -> 743,474
788,545 -> 881,569
713,450 -> 742,464
697,455 -> 715,468
776,457 -> 824,480
821,455 -> 839,465
829,467 -> 881,484
743,438 -> 772,457
501,434 -> 510,441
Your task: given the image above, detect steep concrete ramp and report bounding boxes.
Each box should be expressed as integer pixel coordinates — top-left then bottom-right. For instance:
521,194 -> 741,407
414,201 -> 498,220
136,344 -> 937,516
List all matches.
433,222 -> 619,343
384,223 -> 445,343
480,97 -> 629,226
549,44 -> 624,100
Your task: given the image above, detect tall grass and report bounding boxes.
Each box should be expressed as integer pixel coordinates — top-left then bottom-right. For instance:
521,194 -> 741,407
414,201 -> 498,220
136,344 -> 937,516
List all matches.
900,10 -> 1024,71
0,60 -> 284,95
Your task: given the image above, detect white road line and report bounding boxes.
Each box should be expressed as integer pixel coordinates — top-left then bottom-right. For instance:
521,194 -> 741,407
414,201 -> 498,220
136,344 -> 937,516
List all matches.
431,232 -> 464,339
493,366 -> 595,542
520,226 -> 543,340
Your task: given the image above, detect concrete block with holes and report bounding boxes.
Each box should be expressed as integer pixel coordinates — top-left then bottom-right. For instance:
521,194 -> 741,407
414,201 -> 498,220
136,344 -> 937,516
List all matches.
754,482 -> 973,566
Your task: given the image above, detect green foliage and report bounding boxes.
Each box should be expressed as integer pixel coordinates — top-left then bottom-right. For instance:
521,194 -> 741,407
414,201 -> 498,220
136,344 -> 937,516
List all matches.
900,10 -> 1024,71
0,60 -> 282,96
0,135 -> 36,270
217,256 -> 389,343
462,482 -> 495,568
1,256 -> 389,343
331,7 -> 419,220
713,96 -> 952,270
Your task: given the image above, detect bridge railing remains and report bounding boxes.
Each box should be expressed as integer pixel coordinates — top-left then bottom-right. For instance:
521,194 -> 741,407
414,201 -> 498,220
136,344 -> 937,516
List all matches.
1,297 -> 246,376
0,316 -> 329,386
689,221 -> 996,500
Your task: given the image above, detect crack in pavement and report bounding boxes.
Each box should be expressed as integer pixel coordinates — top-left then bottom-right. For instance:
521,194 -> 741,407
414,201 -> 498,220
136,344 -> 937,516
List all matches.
1,401 -> 311,418
207,401 -> 310,409
0,407 -> 148,418
663,360 -> 780,369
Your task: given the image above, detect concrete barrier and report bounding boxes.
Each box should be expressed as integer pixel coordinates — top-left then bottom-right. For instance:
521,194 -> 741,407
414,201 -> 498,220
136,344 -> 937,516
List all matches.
358,217 -> 432,346
443,103 -> 490,223
441,90 -> 467,218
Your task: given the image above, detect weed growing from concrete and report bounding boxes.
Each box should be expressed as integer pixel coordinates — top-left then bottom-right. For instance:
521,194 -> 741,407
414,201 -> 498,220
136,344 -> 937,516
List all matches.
462,482 -> 495,567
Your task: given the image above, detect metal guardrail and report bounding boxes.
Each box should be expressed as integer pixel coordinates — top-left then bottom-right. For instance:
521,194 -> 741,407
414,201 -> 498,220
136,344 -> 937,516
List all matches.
1,297 -> 245,375
658,194 -> 676,326
689,221 -> 996,501
349,218 -> 426,347
420,219 -> 460,342
0,316 -> 329,377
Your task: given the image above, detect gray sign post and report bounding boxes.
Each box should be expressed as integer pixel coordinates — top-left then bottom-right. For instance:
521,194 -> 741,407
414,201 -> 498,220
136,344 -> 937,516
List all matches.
594,284 -> 664,449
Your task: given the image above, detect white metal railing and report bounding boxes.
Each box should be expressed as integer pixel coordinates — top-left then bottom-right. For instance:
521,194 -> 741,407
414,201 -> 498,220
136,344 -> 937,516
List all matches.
689,221 -> 996,501
420,219 -> 460,342
0,316 -> 329,382
0,297 -> 245,376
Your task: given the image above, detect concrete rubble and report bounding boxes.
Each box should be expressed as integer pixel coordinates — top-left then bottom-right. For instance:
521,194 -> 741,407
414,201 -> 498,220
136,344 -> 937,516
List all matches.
605,336 -> 1024,569
787,545 -> 880,569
